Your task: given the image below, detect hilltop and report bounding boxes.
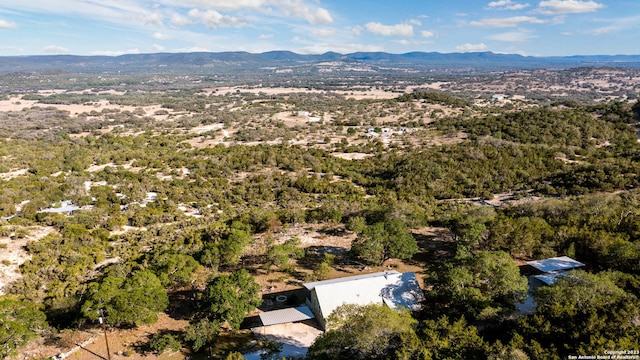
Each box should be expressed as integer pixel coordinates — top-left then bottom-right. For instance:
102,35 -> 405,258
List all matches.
2,51 -> 640,75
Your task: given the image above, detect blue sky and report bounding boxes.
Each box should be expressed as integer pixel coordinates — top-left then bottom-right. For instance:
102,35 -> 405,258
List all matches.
0,0 -> 638,56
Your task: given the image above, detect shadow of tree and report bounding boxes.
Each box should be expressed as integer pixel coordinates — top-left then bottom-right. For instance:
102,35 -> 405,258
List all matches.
131,328 -> 183,355
165,289 -> 200,321
409,228 -> 456,268
298,245 -> 349,270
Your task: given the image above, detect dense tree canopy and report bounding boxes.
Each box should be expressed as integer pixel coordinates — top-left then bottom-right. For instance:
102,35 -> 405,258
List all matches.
350,219 -> 418,265
428,251 -> 528,321
81,269 -> 168,327
203,269 -> 261,330
308,304 -> 424,360
518,271 -> 640,358
0,296 -> 48,359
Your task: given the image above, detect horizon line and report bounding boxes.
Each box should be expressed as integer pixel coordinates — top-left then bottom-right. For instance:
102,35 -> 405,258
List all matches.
2,50 -> 640,58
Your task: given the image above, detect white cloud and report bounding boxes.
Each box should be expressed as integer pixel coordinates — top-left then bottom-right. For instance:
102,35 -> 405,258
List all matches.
299,6 -> 333,25
90,48 -> 140,56
187,9 -> 246,28
174,46 -> 212,52
4,1 -> 166,29
259,33 -> 273,39
166,0 -> 333,24
310,28 -> 336,37
153,32 -> 170,40
167,0 -> 267,11
0,19 -> 18,29
351,25 -> 364,36
0,46 -> 25,53
486,0 -> 530,10
585,15 -> 640,35
298,42 -> 384,54
421,30 -> 436,38
170,13 -> 192,26
152,44 -> 165,51
129,10 -> 163,26
364,22 -> 414,36
487,31 -> 536,43
470,16 -> 546,27
456,43 -> 488,52
393,39 -> 433,46
536,0 -> 604,15
406,19 -> 422,26
588,26 -> 619,35
43,45 -> 68,53
285,6 -> 333,25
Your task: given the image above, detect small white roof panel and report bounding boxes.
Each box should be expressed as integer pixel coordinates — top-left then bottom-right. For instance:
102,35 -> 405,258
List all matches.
526,256 -> 584,273
39,205 -> 81,213
303,270 -> 400,290
534,272 -> 567,285
258,306 -> 315,326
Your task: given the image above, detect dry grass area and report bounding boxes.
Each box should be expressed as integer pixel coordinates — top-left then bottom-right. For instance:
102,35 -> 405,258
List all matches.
0,226 -> 55,295
0,94 -> 186,123
23,313 -> 192,360
204,86 -> 403,100
0,168 -> 28,180
330,152 -> 373,160
0,97 -> 39,111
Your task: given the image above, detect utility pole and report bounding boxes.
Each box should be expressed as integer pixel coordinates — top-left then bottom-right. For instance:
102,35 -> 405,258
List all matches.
206,317 -> 213,359
98,309 -> 112,360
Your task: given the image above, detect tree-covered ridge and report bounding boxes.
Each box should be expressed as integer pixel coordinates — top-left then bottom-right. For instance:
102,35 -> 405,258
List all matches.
397,91 -> 471,108
435,102 -> 636,147
372,142 -> 563,200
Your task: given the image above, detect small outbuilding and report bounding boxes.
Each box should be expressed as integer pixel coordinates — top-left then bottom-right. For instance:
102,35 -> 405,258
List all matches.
525,256 -> 585,273
525,256 -> 585,286
258,306 -> 315,327
517,256 -> 585,314
39,200 -> 81,215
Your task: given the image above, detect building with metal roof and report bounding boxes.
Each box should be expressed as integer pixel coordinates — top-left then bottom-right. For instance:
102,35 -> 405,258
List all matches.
533,272 -> 569,286
525,256 -> 585,274
258,306 -> 315,327
304,271 -> 424,330
38,200 -> 81,215
517,256 -> 585,314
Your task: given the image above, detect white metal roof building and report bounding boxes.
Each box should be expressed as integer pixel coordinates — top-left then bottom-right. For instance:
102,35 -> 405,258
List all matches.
304,271 -> 425,330
39,200 -> 80,214
517,256 -> 585,314
525,256 -> 585,274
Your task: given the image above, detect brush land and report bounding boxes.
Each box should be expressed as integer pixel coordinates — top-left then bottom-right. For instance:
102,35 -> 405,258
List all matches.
1,61 -> 640,359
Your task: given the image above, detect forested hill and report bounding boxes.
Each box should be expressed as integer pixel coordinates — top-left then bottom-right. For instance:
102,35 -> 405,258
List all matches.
2,51 -> 640,74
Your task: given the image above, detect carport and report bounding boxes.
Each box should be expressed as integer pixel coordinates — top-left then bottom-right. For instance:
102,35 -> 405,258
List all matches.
258,306 -> 315,326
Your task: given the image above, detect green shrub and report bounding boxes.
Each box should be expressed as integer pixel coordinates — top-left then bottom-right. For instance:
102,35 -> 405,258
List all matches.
148,333 -> 182,354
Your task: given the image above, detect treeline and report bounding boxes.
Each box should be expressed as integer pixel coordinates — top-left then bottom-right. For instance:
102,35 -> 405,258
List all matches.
434,102 -> 635,147
397,90 -> 471,107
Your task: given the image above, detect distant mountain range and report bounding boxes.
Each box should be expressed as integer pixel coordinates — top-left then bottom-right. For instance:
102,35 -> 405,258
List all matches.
1,51 -> 640,75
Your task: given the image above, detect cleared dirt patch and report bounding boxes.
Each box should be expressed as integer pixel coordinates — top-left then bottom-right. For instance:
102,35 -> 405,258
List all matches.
0,226 -> 55,295
0,168 -> 28,180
